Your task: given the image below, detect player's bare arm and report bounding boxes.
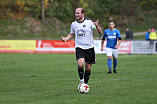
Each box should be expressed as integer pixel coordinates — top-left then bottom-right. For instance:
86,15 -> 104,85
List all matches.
61,33 -> 75,42
94,20 -> 102,34
101,39 -> 105,51
115,39 -> 122,49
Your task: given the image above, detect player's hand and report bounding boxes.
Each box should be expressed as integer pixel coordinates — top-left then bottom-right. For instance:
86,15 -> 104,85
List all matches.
101,47 -> 103,51
115,45 -> 119,49
61,36 -> 66,42
94,20 -> 99,27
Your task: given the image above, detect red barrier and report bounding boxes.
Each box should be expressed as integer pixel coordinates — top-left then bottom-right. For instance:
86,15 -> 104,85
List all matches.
35,40 -> 75,53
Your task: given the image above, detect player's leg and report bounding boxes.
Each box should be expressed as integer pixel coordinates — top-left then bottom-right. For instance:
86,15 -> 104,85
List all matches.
107,56 -> 112,73
113,49 -> 118,73
106,48 -> 112,73
84,63 -> 92,84
76,48 -> 85,85
77,58 -> 85,90
113,58 -> 117,73
84,47 -> 95,84
77,58 -> 85,83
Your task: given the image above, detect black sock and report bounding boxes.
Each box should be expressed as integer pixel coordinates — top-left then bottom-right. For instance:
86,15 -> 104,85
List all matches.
84,70 -> 91,84
78,67 -> 84,80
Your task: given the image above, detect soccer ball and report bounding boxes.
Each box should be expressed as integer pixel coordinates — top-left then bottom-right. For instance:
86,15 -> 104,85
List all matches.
78,84 -> 90,94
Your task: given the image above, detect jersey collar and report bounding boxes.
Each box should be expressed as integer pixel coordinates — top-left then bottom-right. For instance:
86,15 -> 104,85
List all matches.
109,28 -> 115,31
76,18 -> 86,23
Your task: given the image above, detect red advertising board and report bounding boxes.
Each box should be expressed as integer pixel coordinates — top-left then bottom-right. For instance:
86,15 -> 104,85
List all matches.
35,40 -> 75,53
118,41 -> 131,54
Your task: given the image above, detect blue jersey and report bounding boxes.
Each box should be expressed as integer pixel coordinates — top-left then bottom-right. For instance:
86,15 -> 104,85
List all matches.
103,28 -> 121,49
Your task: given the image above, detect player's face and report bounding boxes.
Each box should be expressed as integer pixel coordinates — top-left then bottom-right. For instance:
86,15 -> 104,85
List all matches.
75,8 -> 84,21
109,22 -> 115,30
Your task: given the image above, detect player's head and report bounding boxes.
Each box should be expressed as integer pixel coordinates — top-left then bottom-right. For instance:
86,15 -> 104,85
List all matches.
109,20 -> 115,30
75,7 -> 85,22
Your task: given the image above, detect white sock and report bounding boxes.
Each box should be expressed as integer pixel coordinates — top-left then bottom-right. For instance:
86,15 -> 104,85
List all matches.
80,79 -> 84,82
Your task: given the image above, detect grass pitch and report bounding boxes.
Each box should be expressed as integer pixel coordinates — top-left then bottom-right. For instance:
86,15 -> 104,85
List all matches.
0,53 -> 157,104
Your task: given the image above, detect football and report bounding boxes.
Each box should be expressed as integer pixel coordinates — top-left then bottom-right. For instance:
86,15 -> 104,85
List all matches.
78,83 -> 90,94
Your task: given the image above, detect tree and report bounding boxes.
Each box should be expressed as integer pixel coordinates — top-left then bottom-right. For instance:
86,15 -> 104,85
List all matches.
41,0 -> 45,23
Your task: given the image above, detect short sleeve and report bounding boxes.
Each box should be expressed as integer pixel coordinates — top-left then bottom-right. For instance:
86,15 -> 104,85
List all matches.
103,30 -> 107,38
116,29 -> 121,38
91,21 -> 96,31
70,23 -> 75,34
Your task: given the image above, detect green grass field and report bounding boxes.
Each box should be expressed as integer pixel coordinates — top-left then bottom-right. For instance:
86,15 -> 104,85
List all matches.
0,53 -> 157,104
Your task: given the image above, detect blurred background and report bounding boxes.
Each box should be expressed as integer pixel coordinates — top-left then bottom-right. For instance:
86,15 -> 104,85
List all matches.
0,0 -> 157,40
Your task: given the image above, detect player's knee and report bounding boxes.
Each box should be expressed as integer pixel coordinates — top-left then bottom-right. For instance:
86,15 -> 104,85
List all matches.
108,56 -> 112,59
85,68 -> 91,72
85,64 -> 91,71
78,63 -> 84,68
77,58 -> 84,68
114,58 -> 117,61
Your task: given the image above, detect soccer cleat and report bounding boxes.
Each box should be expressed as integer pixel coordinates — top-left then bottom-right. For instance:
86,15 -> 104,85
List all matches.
108,70 -> 112,74
78,80 -> 85,90
113,70 -> 117,73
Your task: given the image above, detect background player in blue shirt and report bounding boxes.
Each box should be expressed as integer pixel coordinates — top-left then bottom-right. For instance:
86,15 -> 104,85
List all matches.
101,20 -> 122,73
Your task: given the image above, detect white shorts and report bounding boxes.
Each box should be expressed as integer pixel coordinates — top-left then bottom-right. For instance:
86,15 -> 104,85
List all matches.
106,48 -> 118,58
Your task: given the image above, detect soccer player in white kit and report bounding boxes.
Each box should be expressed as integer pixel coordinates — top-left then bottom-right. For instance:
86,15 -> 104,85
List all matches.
61,7 -> 102,87
101,20 -> 122,74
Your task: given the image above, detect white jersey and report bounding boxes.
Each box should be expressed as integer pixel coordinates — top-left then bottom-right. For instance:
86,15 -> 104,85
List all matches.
70,18 -> 96,49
